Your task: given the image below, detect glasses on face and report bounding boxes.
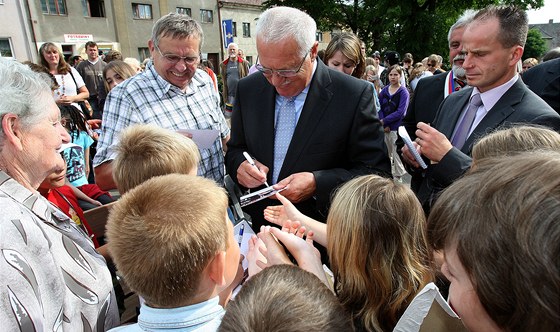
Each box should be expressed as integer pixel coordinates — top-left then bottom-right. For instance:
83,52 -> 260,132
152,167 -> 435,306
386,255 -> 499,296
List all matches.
256,52 -> 309,78
428,63 -> 436,67
155,44 -> 199,65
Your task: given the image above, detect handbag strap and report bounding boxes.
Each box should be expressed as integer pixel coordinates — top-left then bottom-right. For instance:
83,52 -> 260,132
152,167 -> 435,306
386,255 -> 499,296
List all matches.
68,67 -> 79,88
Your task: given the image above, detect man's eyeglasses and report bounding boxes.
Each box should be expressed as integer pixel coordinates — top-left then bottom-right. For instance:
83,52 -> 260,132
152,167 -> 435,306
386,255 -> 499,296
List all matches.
427,63 -> 436,67
155,44 -> 199,65
255,52 -> 309,78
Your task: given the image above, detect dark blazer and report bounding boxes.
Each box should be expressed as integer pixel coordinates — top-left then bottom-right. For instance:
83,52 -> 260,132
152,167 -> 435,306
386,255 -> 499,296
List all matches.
416,78 -> 560,208
401,72 -> 448,193
402,72 -> 448,140
225,60 -> 391,229
522,58 -> 560,113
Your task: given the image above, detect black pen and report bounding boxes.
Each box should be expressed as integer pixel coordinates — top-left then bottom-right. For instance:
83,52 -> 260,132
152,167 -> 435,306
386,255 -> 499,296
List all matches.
243,152 -> 270,187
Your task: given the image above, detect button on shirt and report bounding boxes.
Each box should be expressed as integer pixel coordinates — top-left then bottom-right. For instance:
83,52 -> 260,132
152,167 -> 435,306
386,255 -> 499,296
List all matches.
94,61 -> 230,184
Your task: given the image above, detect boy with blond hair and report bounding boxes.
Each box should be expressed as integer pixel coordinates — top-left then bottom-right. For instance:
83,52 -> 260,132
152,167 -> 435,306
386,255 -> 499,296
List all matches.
112,124 -> 200,193
107,174 -> 240,331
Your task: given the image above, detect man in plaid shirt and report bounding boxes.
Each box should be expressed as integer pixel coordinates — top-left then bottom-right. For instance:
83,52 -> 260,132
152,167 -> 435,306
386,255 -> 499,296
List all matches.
94,13 -> 229,190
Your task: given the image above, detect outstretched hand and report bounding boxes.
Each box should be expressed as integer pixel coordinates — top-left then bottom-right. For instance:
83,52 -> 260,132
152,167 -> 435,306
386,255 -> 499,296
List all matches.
264,192 -> 306,227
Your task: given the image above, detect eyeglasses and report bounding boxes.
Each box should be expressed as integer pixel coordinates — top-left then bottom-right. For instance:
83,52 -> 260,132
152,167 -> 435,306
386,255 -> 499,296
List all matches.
155,44 -> 199,65
255,52 -> 309,78
427,63 -> 436,67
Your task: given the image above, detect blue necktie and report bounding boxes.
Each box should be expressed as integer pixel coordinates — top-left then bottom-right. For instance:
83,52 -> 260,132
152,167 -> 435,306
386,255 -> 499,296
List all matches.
451,93 -> 483,149
273,97 -> 296,184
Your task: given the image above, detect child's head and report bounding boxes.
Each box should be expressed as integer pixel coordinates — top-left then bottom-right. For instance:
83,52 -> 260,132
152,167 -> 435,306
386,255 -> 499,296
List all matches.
218,265 -> 353,332
112,124 -> 200,193
103,60 -> 136,92
38,162 -> 67,192
326,175 -> 433,331
429,152 -> 560,331
472,125 -> 560,164
107,174 -> 239,308
58,104 -> 87,138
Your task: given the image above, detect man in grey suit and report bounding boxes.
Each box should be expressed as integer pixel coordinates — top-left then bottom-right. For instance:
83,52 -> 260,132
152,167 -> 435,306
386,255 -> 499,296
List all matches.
402,5 -> 560,211
225,6 -> 390,230
402,9 -> 476,193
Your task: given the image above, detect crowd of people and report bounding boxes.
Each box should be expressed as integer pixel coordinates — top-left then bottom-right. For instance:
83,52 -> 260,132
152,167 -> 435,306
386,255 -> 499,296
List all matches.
0,3 -> 559,332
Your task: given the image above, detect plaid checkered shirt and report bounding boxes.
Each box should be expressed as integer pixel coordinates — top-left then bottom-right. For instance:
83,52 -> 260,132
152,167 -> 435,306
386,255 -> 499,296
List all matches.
94,61 -> 230,184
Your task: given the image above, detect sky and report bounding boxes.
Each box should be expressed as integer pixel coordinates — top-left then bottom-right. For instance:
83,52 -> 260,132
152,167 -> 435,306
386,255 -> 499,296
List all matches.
527,0 -> 560,24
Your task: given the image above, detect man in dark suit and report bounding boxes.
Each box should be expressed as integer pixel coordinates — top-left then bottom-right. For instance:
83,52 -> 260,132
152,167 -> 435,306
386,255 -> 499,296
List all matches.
402,9 -> 477,193
403,5 -> 560,210
522,57 -> 560,113
225,6 -> 390,230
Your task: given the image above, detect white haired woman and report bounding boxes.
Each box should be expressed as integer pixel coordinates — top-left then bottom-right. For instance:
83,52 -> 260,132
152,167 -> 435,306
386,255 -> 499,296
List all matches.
0,58 -> 119,330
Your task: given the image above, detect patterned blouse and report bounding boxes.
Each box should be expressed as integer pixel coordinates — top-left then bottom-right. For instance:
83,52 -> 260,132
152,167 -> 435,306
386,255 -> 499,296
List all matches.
0,171 -> 119,330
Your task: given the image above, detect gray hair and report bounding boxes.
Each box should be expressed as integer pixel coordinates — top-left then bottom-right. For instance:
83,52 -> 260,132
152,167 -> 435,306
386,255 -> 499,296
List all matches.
151,12 -> 204,49
448,9 -> 477,44
0,58 -> 53,138
256,7 -> 316,58
227,42 -> 239,49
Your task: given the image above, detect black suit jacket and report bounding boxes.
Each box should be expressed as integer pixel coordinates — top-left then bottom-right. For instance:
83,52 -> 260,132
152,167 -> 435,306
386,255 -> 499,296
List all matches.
522,58 -> 560,113
225,60 -> 391,229
401,72 -> 448,192
417,78 -> 560,208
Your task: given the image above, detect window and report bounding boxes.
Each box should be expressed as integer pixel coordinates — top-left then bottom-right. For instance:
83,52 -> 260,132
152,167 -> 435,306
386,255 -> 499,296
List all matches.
176,7 -> 191,17
138,47 -> 150,62
200,9 -> 213,23
0,0 -> 5,4
0,38 -> 14,58
232,22 -> 237,37
132,3 -> 152,19
246,55 -> 253,65
40,0 -> 67,15
316,32 -> 323,42
242,22 -> 251,38
82,0 -> 105,17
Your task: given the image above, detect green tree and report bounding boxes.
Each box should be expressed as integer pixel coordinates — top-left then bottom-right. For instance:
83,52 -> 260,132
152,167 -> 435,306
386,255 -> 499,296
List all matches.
523,28 -> 548,60
262,0 -> 544,66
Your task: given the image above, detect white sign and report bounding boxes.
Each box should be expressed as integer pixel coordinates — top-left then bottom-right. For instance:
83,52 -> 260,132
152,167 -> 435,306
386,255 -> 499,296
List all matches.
64,34 -> 93,43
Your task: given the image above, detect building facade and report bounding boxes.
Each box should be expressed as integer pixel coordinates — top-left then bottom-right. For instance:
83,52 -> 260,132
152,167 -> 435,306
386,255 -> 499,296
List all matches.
3,0 -> 331,70
530,19 -> 560,52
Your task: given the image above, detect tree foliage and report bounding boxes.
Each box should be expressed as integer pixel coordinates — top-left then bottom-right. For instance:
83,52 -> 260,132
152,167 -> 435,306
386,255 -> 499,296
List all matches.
262,0 -> 544,67
523,28 -> 548,60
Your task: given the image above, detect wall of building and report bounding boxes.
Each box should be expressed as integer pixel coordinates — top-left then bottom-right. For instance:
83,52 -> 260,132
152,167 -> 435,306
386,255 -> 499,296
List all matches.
29,0 -> 118,60
2,1 -> 38,61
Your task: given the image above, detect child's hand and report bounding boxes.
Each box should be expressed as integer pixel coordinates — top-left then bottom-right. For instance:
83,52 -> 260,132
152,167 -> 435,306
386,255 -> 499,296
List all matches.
257,226 -> 292,267
247,236 -> 266,278
264,192 -> 305,227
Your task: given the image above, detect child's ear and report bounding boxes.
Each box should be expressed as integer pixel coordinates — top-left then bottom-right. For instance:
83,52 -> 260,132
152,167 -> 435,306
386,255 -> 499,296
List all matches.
208,251 -> 227,287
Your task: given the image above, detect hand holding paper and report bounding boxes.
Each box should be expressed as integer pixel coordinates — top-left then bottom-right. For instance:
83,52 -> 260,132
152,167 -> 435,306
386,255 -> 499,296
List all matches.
398,126 -> 428,169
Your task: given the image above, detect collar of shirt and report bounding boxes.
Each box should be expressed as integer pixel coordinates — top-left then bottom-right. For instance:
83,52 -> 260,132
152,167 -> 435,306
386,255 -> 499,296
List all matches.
137,296 -> 225,331
473,74 -> 519,112
274,59 -> 318,125
88,58 -> 100,65
463,74 -> 519,138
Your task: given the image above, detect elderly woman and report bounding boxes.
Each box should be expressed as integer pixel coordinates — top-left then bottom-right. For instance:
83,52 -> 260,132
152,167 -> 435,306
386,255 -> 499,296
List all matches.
0,59 -> 119,330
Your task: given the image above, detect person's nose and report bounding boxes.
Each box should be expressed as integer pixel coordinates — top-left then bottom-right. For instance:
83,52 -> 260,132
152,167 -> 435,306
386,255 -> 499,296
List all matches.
59,124 -> 71,144
173,60 -> 189,71
269,73 -> 288,87
463,53 -> 473,69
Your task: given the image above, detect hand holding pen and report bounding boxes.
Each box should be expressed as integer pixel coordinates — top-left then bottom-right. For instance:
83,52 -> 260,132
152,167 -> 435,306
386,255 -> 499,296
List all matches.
243,152 -> 270,187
